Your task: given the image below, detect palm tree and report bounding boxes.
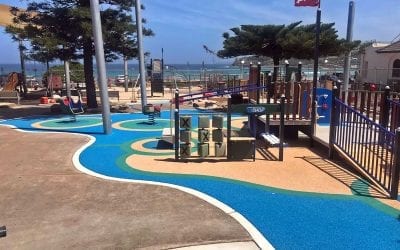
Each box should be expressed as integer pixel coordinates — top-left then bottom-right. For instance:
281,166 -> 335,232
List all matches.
218,22 -> 360,82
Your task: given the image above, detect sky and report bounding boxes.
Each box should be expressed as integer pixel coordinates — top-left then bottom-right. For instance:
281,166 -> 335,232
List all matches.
0,0 -> 399,64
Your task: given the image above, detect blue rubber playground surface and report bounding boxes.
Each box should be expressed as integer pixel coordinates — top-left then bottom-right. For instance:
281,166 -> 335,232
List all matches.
1,111 -> 400,249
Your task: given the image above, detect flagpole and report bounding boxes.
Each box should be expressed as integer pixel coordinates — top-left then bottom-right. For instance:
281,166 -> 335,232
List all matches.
310,4 -> 321,147
343,1 -> 355,104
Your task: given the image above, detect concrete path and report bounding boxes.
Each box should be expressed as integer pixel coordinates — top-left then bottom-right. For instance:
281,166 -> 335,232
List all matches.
0,126 -> 257,249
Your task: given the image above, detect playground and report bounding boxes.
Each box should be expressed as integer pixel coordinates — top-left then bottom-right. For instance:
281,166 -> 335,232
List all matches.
1,61 -> 400,249
1,101 -> 400,248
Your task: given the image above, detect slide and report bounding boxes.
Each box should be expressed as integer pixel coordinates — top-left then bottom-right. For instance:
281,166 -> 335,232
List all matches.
2,72 -> 19,91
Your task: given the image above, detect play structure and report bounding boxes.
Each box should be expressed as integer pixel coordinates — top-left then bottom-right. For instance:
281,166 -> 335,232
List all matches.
1,72 -> 26,93
175,63 -> 316,139
2,72 -> 21,91
227,95 -> 287,161
0,72 -> 26,104
176,112 -> 226,159
173,90 -> 286,161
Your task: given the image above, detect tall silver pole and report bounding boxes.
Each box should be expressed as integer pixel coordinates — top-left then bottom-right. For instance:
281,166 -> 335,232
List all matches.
311,8 -> 321,147
64,60 -> 71,97
343,1 -> 355,104
124,56 -> 129,92
135,0 -> 148,109
89,0 -> 112,134
18,39 -> 26,90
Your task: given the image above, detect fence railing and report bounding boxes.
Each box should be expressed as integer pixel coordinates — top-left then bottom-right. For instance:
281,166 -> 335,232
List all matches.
330,86 -> 400,199
358,68 -> 400,90
388,99 -> 400,133
340,87 -> 400,131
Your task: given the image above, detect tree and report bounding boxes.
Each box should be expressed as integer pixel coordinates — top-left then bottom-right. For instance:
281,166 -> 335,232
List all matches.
218,22 -> 360,81
43,62 -> 85,84
7,0 -> 153,108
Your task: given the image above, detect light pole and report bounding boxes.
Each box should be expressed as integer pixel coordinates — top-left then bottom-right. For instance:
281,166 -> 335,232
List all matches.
284,59 -> 289,82
90,0 -> 112,134
241,59 -> 245,80
297,61 -> 302,81
134,0 -> 148,109
18,39 -> 27,93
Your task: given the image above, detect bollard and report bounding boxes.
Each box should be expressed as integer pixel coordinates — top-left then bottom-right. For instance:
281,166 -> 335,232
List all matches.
0,225 -> 6,237
329,85 -> 339,159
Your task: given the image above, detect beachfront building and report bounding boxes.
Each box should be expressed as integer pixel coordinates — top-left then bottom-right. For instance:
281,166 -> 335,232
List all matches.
360,41 -> 400,90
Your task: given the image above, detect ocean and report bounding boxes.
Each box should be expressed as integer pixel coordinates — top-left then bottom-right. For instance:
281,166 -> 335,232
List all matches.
0,62 -> 335,82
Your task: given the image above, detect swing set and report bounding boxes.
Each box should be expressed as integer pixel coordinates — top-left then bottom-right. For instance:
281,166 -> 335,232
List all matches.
61,90 -> 84,121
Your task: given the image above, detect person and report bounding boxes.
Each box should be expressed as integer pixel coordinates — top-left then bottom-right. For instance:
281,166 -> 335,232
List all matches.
354,70 -> 359,81
370,83 -> 377,91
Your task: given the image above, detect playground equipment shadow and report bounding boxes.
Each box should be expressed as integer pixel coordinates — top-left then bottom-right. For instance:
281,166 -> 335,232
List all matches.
1,110 -> 400,249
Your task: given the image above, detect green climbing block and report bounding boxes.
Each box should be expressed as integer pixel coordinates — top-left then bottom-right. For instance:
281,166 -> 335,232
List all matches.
198,143 -> 209,157
212,115 -> 224,129
212,129 -> 224,143
214,142 -> 226,157
180,116 -> 191,129
180,143 -> 191,158
180,130 -> 191,143
198,115 -> 210,129
198,129 -> 210,143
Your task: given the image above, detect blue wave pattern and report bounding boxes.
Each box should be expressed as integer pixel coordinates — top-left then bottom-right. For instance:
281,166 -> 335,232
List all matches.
1,112 -> 400,249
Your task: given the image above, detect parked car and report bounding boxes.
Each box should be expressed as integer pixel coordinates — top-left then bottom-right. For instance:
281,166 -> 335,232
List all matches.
26,75 -> 41,89
115,75 -> 126,85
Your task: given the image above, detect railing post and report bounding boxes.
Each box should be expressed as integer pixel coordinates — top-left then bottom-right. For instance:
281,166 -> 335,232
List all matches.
380,86 -> 391,129
174,89 -> 180,161
279,95 -> 285,161
329,85 -> 339,159
257,62 -> 261,104
227,97 -> 232,160
390,128 -> 400,199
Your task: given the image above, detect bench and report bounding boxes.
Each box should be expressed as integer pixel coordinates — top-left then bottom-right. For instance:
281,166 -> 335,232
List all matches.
0,91 -> 20,105
81,90 -> 120,101
161,128 -> 175,144
228,136 -> 256,161
103,90 -> 120,101
260,132 -> 286,147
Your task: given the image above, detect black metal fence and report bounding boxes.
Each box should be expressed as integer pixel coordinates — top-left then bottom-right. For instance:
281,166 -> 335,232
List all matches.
388,99 -> 400,133
329,87 -> 400,199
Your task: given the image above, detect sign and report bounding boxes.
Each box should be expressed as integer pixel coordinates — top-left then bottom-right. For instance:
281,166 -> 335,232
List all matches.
231,103 -> 282,114
294,0 -> 320,7
246,106 -> 265,115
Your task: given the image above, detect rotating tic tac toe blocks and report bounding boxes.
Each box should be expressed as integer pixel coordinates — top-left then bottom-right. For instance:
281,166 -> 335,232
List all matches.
179,116 -> 192,159
212,115 -> 224,156
197,143 -> 209,158
212,115 -> 224,129
180,116 -> 191,129
212,129 -> 224,143
198,129 -> 210,143
198,115 -> 210,129
180,143 -> 191,158
197,115 -> 210,157
180,130 -> 191,143
214,142 -> 226,157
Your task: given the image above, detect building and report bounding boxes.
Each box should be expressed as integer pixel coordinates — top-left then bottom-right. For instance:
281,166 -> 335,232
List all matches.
360,41 -> 400,90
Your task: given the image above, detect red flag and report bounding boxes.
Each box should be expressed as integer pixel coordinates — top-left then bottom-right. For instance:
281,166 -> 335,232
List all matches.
294,0 -> 320,7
